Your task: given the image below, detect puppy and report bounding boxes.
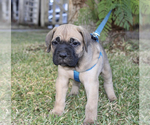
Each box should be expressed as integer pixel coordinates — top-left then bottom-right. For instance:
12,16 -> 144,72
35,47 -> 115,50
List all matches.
45,24 -> 117,124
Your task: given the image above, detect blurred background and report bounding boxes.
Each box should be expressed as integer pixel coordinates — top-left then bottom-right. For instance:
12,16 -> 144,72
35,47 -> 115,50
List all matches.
5,0 -> 150,42
0,0 -> 140,30
0,0 -> 144,41
1,0 -> 69,28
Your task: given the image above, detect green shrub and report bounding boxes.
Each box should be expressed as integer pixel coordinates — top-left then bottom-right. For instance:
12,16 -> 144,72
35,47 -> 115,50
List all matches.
77,0 -> 139,34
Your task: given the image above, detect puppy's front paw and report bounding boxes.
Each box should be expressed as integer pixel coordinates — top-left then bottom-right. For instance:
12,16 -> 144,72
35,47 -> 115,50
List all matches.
109,95 -> 117,102
83,118 -> 95,125
50,108 -> 63,116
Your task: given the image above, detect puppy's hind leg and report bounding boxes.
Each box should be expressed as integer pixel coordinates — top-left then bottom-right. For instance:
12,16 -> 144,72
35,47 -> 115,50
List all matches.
102,60 -> 117,101
69,80 -> 80,96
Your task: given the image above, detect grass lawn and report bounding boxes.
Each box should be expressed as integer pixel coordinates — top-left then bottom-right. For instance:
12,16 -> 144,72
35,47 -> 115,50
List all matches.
11,31 -> 139,124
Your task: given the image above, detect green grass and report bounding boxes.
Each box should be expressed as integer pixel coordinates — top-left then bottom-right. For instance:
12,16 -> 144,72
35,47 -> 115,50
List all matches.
11,31 -> 139,124
139,50 -> 150,124
0,32 -> 11,124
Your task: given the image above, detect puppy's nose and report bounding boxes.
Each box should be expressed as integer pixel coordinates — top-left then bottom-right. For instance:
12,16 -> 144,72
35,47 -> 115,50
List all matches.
59,52 -> 67,58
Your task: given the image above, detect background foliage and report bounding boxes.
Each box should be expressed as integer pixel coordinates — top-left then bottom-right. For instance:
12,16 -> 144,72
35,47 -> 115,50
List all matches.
77,0 -> 139,34
140,0 -> 150,26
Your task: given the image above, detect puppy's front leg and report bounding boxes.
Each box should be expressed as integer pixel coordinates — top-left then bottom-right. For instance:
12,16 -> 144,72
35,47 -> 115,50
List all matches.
51,76 -> 69,116
83,79 -> 99,124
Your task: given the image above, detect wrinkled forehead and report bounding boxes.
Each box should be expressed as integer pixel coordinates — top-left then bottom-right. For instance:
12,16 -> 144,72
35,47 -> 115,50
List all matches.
52,24 -> 83,42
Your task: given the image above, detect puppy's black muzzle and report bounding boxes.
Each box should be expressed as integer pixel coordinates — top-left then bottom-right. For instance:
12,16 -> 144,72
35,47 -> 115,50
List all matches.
53,43 -> 79,67
59,51 -> 67,59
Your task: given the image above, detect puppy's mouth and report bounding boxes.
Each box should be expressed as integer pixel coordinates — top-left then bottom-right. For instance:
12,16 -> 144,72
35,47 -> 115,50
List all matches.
57,58 -> 70,67
53,53 -> 78,67
53,54 -> 78,67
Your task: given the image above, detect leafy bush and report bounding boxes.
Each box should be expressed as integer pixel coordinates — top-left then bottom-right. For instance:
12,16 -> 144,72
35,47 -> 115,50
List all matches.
140,1 -> 150,26
77,0 -> 139,34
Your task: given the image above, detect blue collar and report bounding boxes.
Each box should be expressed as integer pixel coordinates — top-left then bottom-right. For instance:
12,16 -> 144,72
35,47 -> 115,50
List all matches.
73,10 -> 112,82
74,51 -> 103,82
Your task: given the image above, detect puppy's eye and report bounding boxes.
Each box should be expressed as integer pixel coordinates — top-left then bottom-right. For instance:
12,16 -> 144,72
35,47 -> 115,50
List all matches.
70,38 -> 80,47
52,41 -> 58,45
56,37 -> 60,42
72,41 -> 80,46
52,37 -> 60,46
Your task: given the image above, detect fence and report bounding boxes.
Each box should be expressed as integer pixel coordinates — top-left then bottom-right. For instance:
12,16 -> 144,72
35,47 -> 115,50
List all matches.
0,0 -> 11,23
11,0 -> 69,27
41,0 -> 68,27
18,0 -> 40,25
12,0 -> 19,21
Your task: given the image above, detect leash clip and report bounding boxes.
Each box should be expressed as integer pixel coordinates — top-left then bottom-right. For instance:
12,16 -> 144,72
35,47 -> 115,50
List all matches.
91,32 -> 99,42
92,32 -> 100,37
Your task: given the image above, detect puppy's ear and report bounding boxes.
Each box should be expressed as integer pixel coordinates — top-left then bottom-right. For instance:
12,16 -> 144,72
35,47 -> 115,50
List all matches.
45,27 -> 57,53
77,26 -> 91,52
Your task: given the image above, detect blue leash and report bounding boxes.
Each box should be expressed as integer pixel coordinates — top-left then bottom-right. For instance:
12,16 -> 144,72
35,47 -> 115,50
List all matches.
93,10 -> 112,37
74,10 -> 112,82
